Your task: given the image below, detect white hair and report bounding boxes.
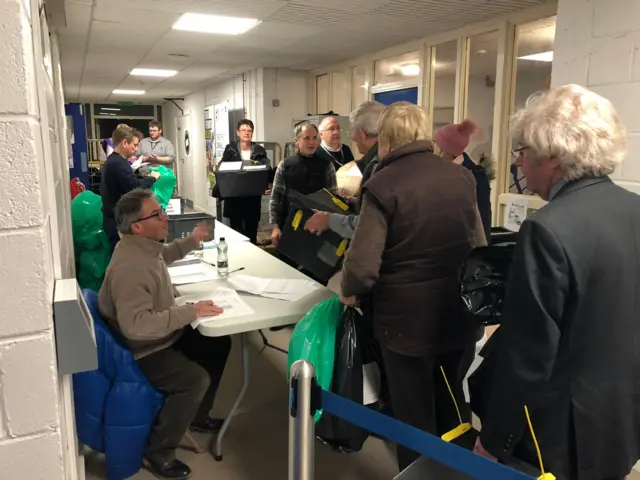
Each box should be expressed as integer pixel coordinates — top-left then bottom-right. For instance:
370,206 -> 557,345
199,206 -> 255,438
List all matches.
349,101 -> 386,136
511,84 -> 627,180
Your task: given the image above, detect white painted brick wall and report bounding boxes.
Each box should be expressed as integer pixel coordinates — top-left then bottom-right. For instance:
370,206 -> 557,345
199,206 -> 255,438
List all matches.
0,0 -> 67,477
552,0 -> 640,194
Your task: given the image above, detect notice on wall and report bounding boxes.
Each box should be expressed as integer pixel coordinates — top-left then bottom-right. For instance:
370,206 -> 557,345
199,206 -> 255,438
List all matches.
504,197 -> 529,232
213,101 -> 229,168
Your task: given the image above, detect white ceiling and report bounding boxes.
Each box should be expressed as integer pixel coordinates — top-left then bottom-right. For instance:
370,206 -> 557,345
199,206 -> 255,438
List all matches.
58,0 -> 553,102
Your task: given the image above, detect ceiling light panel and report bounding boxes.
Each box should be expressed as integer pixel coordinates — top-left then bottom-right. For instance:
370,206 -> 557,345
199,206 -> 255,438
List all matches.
130,68 -> 178,77
518,51 -> 554,62
172,13 -> 260,35
112,89 -> 145,95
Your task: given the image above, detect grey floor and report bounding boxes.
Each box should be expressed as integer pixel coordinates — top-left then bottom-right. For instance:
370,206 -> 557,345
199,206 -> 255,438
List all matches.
83,327 -> 399,480
83,324 -> 640,480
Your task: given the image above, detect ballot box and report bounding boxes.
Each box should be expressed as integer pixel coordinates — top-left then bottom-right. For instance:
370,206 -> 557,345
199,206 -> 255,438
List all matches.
277,189 -> 355,284
215,160 -> 269,198
394,428 -> 540,479
168,212 -> 215,241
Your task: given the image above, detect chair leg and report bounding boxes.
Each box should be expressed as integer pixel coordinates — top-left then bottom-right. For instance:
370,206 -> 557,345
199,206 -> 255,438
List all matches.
184,429 -> 206,454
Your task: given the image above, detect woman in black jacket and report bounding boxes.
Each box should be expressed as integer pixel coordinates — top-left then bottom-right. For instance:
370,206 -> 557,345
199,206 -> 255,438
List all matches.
216,119 -> 269,244
434,119 -> 493,245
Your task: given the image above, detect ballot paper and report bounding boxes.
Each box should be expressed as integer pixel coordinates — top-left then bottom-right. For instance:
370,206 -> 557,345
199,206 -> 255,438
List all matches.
227,274 -> 322,302
175,287 -> 255,328
167,262 -> 219,285
217,161 -> 242,172
243,164 -> 267,171
131,159 -> 149,171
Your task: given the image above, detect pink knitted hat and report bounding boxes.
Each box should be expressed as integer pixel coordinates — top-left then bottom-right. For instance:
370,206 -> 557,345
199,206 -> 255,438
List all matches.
434,119 -> 478,157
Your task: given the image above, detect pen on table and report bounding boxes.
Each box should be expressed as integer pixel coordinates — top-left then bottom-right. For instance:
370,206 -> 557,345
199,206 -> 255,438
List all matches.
227,267 -> 245,275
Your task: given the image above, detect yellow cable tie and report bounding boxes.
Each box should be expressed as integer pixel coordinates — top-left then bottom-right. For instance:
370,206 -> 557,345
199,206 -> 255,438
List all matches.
525,405 -> 556,480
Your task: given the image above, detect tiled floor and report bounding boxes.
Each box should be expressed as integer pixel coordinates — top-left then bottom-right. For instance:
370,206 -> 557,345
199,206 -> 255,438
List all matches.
82,306 -> 640,480
84,327 -> 398,480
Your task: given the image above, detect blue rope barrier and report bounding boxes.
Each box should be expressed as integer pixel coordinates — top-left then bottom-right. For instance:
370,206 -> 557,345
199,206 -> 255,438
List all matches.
318,389 -> 534,480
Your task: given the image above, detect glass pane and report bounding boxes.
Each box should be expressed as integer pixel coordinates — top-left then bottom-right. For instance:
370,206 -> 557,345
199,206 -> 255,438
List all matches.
331,71 -> 350,116
374,51 -> 420,85
466,31 -> 499,162
351,65 -> 368,110
93,103 -> 155,117
316,74 -> 330,113
432,40 -> 457,133
510,16 -> 556,194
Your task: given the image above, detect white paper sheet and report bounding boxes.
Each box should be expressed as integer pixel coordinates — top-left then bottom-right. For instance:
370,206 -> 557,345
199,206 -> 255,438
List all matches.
175,287 -> 255,328
227,274 -> 322,302
243,164 -> 267,171
504,197 -> 529,232
218,161 -> 242,172
167,262 -> 219,285
131,159 -> 149,171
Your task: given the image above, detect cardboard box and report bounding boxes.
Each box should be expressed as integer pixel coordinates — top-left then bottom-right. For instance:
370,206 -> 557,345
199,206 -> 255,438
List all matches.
216,161 -> 269,198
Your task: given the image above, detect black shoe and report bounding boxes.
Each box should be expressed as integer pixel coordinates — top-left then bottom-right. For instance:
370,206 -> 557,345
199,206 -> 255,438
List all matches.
190,417 -> 225,434
145,458 -> 191,480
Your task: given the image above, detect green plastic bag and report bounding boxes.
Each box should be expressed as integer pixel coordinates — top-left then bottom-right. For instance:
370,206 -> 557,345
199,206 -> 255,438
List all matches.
287,296 -> 343,422
71,191 -> 107,251
150,166 -> 177,209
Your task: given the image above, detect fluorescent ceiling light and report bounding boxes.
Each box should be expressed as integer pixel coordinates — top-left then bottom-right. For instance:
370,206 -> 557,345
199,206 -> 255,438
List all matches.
130,68 -> 178,77
112,89 -> 145,95
399,64 -> 420,76
101,107 -> 120,111
518,51 -> 554,62
172,13 -> 260,35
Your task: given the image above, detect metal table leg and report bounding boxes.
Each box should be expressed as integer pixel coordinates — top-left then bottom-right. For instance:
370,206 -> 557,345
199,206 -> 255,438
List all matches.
214,332 -> 250,461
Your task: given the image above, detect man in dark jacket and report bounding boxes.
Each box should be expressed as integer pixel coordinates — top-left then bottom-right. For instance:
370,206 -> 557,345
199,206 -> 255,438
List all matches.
101,125 -> 158,249
304,101 -> 386,239
474,85 -> 640,480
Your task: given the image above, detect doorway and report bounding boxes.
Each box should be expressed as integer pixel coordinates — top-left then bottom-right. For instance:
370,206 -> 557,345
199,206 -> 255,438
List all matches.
176,115 -> 192,201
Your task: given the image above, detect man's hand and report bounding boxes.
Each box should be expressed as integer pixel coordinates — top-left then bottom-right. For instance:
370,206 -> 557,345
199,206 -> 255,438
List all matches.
191,223 -> 213,243
193,300 -> 224,318
271,225 -> 282,246
304,210 -> 330,235
149,171 -> 161,179
340,295 -> 357,306
473,438 -> 497,461
149,154 -> 158,162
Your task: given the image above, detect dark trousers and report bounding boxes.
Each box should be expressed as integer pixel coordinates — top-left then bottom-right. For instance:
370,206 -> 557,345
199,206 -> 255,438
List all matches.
381,345 -> 475,472
137,329 -> 232,463
103,215 -> 120,250
229,215 -> 259,244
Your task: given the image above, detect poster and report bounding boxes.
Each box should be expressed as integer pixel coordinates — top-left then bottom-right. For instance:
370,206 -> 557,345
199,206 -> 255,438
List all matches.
204,105 -> 214,176
504,196 -> 529,232
213,101 -> 229,168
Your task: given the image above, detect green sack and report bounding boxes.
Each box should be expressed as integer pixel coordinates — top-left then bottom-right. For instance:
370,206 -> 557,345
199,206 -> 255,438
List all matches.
287,296 -> 343,422
150,166 -> 177,209
71,191 -> 107,251
78,249 -> 111,279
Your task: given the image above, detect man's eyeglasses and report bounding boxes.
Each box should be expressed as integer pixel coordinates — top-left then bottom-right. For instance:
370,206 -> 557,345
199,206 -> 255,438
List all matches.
512,146 -> 529,157
133,209 -> 167,224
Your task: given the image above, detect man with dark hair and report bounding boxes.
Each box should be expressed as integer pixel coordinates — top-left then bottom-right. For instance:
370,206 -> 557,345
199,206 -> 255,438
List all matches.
99,188 -> 231,480
101,125 -> 159,249
139,120 -> 176,166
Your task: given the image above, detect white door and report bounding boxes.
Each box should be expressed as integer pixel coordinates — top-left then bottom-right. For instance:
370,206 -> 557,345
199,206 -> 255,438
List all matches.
176,115 -> 193,202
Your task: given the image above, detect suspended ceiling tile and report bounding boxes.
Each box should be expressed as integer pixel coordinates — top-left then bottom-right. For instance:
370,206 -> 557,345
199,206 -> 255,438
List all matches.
190,0 -> 288,19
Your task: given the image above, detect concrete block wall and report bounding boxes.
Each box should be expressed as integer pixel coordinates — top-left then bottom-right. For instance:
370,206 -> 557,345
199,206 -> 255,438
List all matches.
552,0 -> 640,195
0,0 -> 73,478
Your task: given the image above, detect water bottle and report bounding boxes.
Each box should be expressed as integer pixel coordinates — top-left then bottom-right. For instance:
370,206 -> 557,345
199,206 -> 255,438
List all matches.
217,237 -> 229,277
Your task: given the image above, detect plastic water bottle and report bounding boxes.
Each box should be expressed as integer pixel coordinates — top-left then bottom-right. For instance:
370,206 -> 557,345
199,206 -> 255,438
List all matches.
217,237 -> 229,277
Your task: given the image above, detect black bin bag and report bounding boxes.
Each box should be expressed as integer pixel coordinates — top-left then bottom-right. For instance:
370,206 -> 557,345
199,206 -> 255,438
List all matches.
316,307 -> 383,452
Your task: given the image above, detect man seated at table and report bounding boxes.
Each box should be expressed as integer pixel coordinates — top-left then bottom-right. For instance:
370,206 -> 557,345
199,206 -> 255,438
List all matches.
98,188 -> 231,480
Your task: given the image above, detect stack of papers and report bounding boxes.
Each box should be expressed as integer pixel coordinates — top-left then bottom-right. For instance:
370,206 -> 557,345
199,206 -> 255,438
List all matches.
227,274 -> 321,302
167,262 -> 219,285
131,159 -> 150,171
175,287 -> 255,328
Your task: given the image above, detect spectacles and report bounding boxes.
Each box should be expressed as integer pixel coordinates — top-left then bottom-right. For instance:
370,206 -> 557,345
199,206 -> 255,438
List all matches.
322,126 -> 341,133
133,209 -> 167,224
512,146 -> 529,157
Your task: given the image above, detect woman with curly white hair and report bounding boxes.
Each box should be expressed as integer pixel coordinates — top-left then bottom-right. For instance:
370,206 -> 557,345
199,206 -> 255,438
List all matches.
474,84 -> 640,480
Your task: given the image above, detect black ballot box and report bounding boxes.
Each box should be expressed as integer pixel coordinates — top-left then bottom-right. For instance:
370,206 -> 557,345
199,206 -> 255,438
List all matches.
394,428 -> 541,479
277,189 -> 355,284
216,161 -> 270,198
167,212 -> 215,241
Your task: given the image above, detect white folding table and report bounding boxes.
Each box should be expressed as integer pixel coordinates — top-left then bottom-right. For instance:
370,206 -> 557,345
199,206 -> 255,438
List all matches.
176,241 -> 333,460
212,220 -> 249,243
